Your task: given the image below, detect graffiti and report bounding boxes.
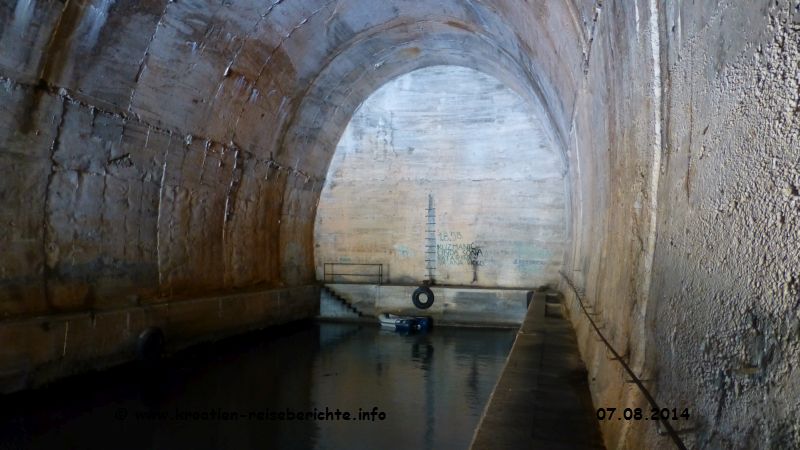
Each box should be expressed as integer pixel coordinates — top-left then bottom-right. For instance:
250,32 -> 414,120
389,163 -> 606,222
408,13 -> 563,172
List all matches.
438,231 -> 463,242
513,246 -> 550,263
437,242 -> 484,267
393,243 -> 414,259
469,245 -> 481,283
513,246 -> 551,272
513,259 -> 547,267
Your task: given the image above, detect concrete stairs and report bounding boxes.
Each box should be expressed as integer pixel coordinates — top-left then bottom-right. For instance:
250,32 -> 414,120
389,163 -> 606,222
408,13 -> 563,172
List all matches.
544,291 -> 565,318
319,285 -> 368,320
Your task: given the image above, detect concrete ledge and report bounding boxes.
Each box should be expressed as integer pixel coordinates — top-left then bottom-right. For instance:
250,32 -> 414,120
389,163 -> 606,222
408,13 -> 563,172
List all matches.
0,285 -> 319,394
471,290 -> 604,449
323,283 -> 530,325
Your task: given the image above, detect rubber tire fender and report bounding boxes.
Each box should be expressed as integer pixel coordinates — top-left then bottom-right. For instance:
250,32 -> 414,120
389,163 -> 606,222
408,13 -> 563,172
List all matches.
412,286 -> 435,309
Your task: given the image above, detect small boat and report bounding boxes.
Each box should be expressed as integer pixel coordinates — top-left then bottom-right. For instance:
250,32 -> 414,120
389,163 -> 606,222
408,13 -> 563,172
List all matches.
378,313 -> 432,332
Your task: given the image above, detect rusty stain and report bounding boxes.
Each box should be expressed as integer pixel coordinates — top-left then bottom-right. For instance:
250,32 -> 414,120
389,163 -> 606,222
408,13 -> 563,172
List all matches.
444,20 -> 473,32
403,47 -> 421,58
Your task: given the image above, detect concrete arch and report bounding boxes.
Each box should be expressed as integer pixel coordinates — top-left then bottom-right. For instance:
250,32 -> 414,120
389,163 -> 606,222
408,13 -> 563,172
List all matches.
0,0 -> 586,383
0,0 -> 585,306
276,20 -> 574,284
312,64 -> 569,287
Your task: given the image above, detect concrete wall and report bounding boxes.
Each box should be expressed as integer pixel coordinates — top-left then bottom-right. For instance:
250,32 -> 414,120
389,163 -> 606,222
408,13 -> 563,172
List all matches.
315,66 -> 566,288
0,285 -> 318,393
562,1 -> 800,448
648,2 -> 800,447
322,284 -> 527,326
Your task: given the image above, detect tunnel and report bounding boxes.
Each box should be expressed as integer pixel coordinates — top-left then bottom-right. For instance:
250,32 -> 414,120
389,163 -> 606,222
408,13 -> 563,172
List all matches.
0,0 -> 799,449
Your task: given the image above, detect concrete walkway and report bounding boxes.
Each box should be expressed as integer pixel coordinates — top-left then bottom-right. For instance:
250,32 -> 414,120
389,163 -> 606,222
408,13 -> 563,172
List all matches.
471,290 -> 605,450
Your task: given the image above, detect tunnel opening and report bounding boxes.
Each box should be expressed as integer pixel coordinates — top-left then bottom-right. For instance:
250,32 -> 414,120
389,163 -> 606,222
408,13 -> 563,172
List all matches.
314,65 -> 568,288
313,64 -> 569,326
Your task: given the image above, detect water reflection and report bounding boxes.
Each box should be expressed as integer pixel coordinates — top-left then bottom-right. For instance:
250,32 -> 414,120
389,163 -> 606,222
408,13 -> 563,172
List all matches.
1,322 -> 515,450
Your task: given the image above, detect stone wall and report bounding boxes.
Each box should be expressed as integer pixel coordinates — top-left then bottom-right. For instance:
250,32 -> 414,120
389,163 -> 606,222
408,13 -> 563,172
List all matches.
0,285 -> 318,393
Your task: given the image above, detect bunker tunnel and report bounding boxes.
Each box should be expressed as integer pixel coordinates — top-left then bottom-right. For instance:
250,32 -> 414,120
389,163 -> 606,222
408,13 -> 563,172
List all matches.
1,0 -> 799,448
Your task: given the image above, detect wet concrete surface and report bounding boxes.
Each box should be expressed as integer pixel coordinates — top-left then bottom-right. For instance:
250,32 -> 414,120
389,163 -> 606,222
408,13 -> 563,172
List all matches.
471,291 -> 605,449
0,320 -> 515,450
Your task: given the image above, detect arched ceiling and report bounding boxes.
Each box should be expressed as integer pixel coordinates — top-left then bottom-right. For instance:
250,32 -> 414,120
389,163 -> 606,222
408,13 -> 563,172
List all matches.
3,0 -> 590,152
0,0 -> 594,310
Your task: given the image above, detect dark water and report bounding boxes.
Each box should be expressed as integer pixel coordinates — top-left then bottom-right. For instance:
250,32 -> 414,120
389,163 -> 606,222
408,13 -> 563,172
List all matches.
0,322 -> 516,450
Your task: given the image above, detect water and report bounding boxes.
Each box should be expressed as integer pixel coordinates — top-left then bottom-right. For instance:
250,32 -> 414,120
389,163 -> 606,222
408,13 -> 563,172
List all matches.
0,322 -> 516,450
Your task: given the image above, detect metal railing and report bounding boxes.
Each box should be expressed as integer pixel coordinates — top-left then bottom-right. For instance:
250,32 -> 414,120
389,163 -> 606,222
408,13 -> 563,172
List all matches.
323,263 -> 383,284
560,271 -> 689,450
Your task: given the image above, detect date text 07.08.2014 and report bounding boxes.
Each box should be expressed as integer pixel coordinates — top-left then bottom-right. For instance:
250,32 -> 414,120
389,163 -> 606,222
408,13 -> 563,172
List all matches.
596,408 -> 690,421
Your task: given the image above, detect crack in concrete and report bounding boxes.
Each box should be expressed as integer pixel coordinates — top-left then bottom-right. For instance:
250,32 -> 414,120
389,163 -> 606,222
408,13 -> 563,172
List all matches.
583,0 -> 604,74
221,147 -> 243,286
564,0 -> 590,52
155,132 -> 172,289
128,0 -> 175,115
42,95 -> 67,311
212,0 -> 289,115
0,74 -> 321,183
230,0 -> 339,135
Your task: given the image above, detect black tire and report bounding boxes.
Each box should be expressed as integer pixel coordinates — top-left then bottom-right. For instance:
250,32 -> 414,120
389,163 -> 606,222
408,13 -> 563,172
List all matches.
412,286 -> 435,309
137,327 -> 165,363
